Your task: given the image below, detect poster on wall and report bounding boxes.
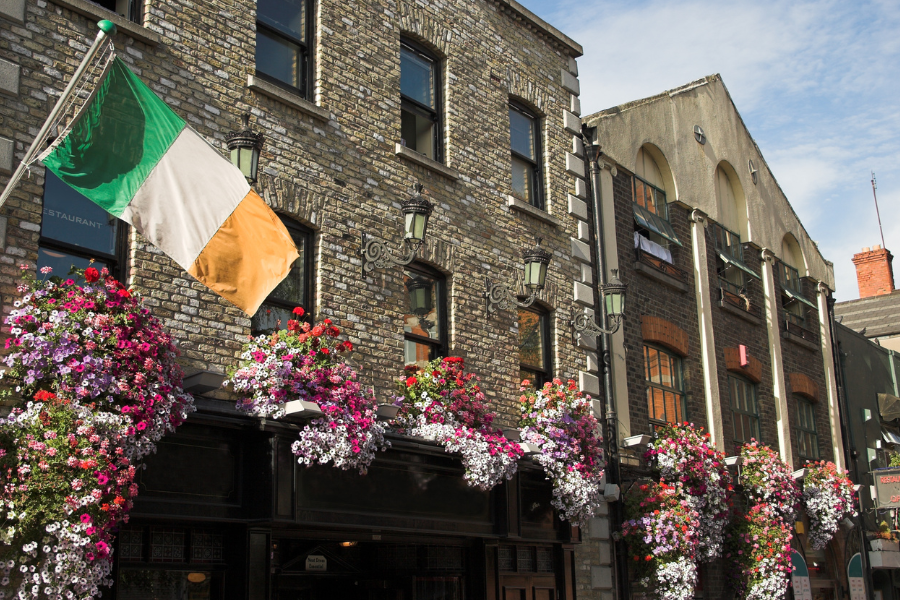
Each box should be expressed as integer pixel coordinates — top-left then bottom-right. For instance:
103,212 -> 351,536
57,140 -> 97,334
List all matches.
848,553 -> 866,600
791,551 -> 813,600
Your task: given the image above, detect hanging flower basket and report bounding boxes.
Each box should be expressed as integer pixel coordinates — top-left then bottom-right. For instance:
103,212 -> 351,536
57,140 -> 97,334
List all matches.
0,266 -> 194,600
646,422 -> 732,562
802,460 -> 856,550
393,357 -> 523,490
726,441 -> 799,600
518,378 -> 605,527
226,308 -> 388,474
621,481 -> 699,600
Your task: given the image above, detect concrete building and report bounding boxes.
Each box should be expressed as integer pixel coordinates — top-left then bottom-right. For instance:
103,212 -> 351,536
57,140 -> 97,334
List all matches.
835,245 -> 900,352
583,75 -> 847,598
0,0 -> 617,598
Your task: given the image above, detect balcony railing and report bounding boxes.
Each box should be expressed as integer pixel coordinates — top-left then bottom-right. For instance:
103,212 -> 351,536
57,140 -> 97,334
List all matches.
783,313 -> 818,344
718,280 -> 762,319
780,263 -> 803,296
635,247 -> 688,283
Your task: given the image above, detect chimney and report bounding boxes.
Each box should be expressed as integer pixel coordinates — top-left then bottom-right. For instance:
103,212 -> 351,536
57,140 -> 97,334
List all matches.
852,244 -> 895,298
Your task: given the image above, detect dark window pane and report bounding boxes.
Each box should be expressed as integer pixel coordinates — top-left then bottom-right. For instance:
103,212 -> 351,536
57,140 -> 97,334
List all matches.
401,107 -> 435,159
256,28 -> 301,88
511,155 -> 535,203
118,569 -> 218,600
37,247 -> 110,280
520,369 -> 539,387
257,0 -> 306,41
403,271 -> 440,339
251,222 -> 309,334
518,309 -> 544,369
400,47 -> 434,108
404,339 -> 436,369
42,172 -> 118,255
509,108 -> 535,160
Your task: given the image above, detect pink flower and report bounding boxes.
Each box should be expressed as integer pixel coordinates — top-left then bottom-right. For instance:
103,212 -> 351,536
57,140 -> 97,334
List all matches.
80,514 -> 92,523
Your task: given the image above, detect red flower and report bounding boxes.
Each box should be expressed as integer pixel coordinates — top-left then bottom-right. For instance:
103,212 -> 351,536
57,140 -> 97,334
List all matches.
312,325 -> 325,336
292,306 -> 305,316
406,376 -> 418,387
342,341 -> 354,351
117,288 -> 130,298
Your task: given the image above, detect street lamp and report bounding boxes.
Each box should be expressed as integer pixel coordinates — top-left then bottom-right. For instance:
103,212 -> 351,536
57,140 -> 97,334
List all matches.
485,238 -> 552,314
361,184 -> 434,273
573,269 -> 627,336
226,113 -> 264,184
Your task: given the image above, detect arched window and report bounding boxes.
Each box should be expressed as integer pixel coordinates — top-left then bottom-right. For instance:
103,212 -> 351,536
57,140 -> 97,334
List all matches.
38,171 -> 127,281
779,233 -> 815,326
644,344 -> 686,426
400,39 -> 442,162
712,164 -> 758,297
518,306 -> 551,387
632,147 -> 683,265
251,216 -> 313,334
402,263 -> 446,368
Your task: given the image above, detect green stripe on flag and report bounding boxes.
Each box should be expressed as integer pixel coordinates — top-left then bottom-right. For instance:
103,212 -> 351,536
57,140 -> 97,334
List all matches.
42,57 -> 185,217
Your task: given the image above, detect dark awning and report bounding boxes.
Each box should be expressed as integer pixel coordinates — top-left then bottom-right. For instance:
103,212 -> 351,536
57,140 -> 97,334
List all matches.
633,203 -> 683,247
718,252 -> 761,280
783,288 -> 817,310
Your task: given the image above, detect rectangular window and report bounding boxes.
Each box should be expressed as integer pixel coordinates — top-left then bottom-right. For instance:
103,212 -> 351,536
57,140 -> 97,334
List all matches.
644,345 -> 686,425
256,0 -> 311,96
633,176 -> 667,219
518,307 -> 551,387
796,398 -> 820,460
39,171 -> 125,280
400,42 -> 441,162
403,264 -> 446,368
86,0 -> 142,24
509,103 -> 543,209
252,217 -> 313,334
729,375 -> 760,444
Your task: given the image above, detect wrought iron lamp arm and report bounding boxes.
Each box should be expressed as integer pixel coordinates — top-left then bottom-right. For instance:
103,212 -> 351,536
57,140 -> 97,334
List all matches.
485,279 -> 539,314
361,234 -> 420,273
572,312 -> 622,336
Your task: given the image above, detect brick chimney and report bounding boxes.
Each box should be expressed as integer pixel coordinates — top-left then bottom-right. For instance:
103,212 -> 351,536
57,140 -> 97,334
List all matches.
852,245 -> 895,298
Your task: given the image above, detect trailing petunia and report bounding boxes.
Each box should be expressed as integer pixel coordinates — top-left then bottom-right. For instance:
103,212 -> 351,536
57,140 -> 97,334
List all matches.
0,266 -> 194,600
393,357 -> 523,490
803,461 -> 856,550
227,309 -> 388,474
738,440 -> 800,521
518,378 -> 604,527
621,481 -> 699,600
646,422 -> 732,562
724,503 -> 793,600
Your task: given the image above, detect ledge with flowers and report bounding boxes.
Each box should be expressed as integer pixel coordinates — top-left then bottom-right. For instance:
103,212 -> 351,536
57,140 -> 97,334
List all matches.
621,423 -> 857,600
225,307 -> 608,528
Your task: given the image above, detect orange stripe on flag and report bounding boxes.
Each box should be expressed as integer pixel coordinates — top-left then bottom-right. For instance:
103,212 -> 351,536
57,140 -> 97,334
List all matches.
188,189 -> 299,315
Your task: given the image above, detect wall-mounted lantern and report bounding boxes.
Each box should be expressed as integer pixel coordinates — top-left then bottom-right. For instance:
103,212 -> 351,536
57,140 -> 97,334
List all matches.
361,184 -> 434,273
226,113 -> 264,184
485,238 -> 552,314
573,269 -> 627,336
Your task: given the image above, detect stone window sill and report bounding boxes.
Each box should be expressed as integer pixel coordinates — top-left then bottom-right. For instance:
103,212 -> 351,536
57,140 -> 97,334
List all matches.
394,144 -> 459,180
717,300 -> 761,326
782,330 -> 818,352
632,261 -> 688,293
506,195 -> 563,227
51,0 -> 161,46
247,76 -> 330,121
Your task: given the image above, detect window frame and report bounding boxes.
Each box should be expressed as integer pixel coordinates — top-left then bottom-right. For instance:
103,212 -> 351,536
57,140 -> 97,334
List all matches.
711,222 -> 745,291
643,344 -> 687,427
729,374 -> 760,445
633,174 -> 667,221
400,39 -> 443,163
518,305 -> 552,388
255,0 -> 314,98
251,216 -> 314,335
39,172 -> 129,281
796,396 -> 820,460
402,262 -> 448,366
508,101 -> 544,210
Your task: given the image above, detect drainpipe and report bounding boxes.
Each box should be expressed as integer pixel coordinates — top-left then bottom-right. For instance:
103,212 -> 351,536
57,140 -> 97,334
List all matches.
582,125 -> 629,600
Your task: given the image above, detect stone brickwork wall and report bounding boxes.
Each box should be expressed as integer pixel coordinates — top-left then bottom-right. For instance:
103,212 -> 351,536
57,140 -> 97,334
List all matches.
0,0 -> 613,597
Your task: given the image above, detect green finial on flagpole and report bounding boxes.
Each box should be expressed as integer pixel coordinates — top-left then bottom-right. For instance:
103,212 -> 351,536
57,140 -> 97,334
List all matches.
97,20 -> 117,36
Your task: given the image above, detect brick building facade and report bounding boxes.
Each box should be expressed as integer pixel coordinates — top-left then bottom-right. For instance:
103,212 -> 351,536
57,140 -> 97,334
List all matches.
584,75 -> 846,598
0,0 -> 617,598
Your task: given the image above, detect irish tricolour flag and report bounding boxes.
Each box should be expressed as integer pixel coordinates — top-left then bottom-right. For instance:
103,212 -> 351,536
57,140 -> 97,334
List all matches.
39,57 -> 299,315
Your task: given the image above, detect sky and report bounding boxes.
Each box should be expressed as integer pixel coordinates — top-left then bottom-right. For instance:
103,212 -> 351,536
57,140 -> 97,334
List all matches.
517,0 -> 900,301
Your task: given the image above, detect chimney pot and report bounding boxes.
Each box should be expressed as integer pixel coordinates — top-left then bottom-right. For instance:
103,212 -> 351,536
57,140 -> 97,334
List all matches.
852,246 -> 895,298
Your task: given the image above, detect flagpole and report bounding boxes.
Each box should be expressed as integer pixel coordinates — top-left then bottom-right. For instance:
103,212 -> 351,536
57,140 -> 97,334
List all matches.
0,20 -> 117,210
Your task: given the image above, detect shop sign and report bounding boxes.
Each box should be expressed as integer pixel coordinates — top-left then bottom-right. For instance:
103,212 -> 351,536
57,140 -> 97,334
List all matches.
848,553 -> 866,600
791,551 -> 812,600
874,467 -> 900,508
305,555 -> 327,572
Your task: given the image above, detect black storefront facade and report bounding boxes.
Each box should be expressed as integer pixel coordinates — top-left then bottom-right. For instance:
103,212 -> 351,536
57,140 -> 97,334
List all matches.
108,398 -> 579,600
